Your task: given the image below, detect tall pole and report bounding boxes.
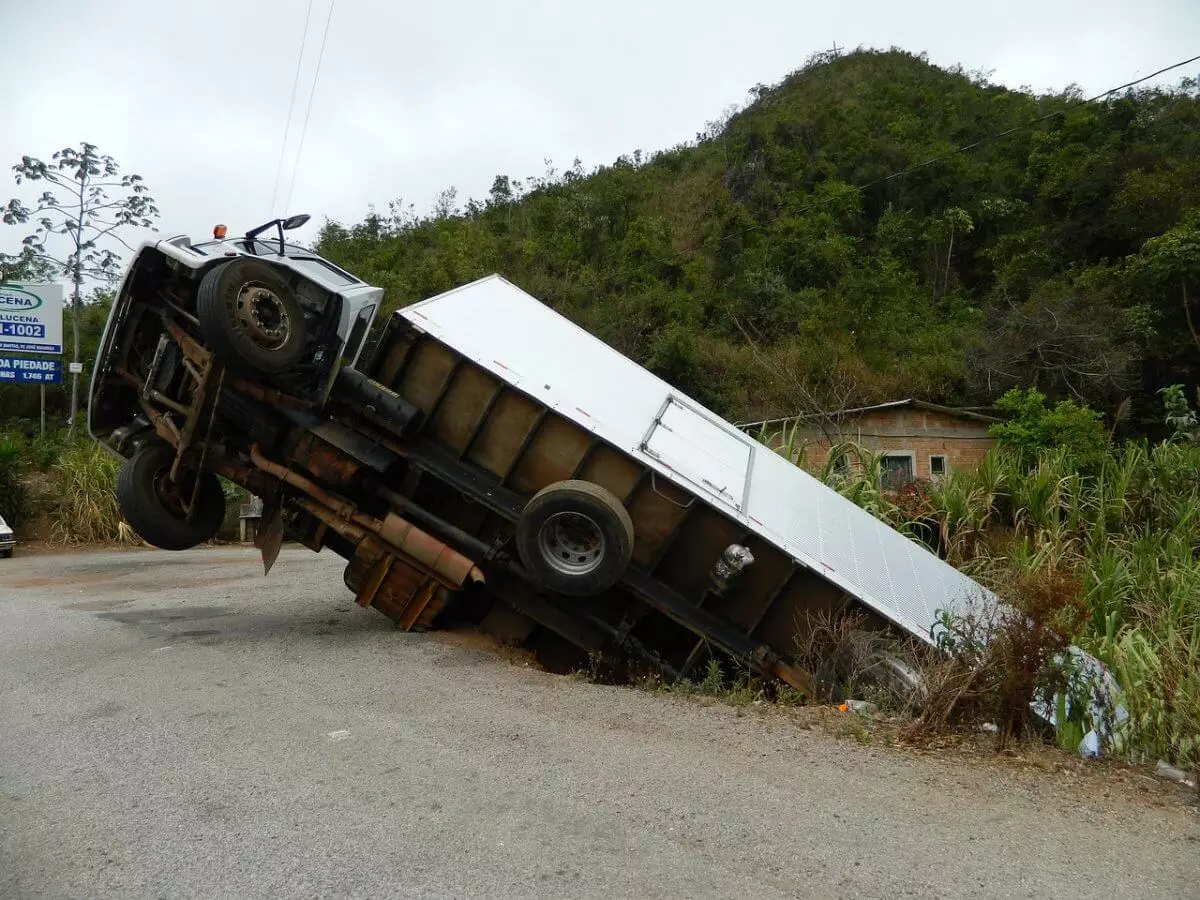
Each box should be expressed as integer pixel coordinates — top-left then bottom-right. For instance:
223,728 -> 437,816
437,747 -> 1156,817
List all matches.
40,384 -> 45,438
67,177 -> 84,434
67,266 -> 81,433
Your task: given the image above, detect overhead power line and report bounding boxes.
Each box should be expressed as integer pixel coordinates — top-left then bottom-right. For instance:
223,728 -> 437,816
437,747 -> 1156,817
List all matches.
283,0 -> 337,216
269,0 -> 315,217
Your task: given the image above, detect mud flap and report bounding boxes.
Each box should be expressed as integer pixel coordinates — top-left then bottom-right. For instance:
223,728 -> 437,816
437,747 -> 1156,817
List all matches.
257,506 -> 286,575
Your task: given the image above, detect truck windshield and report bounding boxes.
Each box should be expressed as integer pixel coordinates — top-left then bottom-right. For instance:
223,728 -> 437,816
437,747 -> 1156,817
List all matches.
187,238 -> 360,285
287,257 -> 359,287
240,239 -> 311,257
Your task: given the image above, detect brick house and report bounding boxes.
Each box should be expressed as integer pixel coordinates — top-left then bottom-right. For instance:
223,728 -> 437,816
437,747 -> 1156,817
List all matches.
741,399 -> 999,488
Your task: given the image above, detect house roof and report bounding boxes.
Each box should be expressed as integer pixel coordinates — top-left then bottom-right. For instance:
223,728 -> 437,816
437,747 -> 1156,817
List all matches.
738,398 -> 1000,430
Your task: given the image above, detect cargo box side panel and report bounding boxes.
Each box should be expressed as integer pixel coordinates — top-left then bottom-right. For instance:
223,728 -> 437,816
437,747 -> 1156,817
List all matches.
398,276 -> 996,643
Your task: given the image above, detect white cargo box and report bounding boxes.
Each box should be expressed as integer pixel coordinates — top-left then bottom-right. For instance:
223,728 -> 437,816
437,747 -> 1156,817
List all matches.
402,275 -> 993,641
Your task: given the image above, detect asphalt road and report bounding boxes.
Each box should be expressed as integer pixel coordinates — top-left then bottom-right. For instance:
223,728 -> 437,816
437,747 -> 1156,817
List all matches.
1,547 -> 1197,899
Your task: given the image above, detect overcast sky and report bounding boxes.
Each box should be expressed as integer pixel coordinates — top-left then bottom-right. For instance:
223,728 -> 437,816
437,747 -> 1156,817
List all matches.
1,0 -> 1197,265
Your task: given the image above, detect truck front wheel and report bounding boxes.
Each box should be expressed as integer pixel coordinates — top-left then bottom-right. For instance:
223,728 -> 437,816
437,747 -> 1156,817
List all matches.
516,480 -> 634,596
116,443 -> 225,550
197,259 -> 309,376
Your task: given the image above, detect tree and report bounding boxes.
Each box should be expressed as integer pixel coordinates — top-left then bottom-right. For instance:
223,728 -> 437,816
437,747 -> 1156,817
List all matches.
0,245 -> 55,283
1160,384 -> 1200,445
1,143 -> 159,431
926,206 -> 974,297
969,273 -> 1137,406
1131,213 -> 1200,355
988,388 -> 1110,471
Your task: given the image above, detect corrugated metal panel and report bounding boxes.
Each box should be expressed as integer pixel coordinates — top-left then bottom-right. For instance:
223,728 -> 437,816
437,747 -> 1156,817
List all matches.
401,275 -> 995,641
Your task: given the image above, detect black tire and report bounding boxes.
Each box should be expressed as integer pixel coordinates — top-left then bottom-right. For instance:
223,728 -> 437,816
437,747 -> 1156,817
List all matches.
197,258 -> 309,376
116,443 -> 225,551
0,548 -> 12,559
516,480 -> 634,596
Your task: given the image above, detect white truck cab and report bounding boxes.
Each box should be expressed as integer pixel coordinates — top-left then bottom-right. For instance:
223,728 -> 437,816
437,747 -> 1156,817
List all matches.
88,215 -> 382,455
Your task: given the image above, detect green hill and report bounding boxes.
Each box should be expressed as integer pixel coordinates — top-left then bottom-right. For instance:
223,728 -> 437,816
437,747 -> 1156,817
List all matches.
316,49 -> 1200,431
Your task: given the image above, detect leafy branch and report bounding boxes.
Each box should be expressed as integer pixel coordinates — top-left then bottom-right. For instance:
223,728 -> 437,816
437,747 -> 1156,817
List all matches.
1,142 -> 160,429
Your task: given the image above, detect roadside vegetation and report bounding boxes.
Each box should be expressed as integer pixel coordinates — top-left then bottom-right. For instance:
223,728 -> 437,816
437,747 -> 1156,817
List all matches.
0,430 -> 134,545
754,387 -> 1200,772
0,429 -> 252,546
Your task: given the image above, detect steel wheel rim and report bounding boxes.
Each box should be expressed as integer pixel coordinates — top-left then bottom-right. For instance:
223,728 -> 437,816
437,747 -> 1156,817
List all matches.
152,464 -> 189,519
234,283 -> 292,351
537,511 -> 606,576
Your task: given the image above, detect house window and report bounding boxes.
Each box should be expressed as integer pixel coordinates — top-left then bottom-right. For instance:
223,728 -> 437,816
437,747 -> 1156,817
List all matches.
930,455 -> 947,477
880,453 -> 914,491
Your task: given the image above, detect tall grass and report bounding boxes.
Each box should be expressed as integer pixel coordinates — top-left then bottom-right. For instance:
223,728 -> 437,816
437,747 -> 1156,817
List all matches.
46,443 -> 134,545
765,432 -> 1200,769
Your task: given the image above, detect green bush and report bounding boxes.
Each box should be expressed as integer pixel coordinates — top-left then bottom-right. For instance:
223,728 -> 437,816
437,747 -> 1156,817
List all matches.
989,388 -> 1110,472
1160,384 -> 1200,445
0,435 -> 29,526
27,433 -> 68,471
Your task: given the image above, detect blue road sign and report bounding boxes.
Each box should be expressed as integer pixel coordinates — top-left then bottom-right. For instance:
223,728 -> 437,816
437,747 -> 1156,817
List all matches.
0,284 -> 63,355
0,355 -> 61,384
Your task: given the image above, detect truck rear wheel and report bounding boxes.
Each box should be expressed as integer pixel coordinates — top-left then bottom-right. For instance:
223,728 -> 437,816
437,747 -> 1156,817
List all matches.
516,480 -> 634,596
197,259 -> 308,376
116,443 -> 225,550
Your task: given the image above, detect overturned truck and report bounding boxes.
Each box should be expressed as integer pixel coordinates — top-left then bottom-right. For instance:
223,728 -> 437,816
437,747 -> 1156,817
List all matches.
89,217 -> 989,693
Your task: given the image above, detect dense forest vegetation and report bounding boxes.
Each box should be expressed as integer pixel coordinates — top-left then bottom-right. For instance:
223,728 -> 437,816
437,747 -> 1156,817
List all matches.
316,49 -> 1200,434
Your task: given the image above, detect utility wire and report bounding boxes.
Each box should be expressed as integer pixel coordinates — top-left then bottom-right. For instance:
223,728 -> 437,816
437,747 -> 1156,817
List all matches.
283,0 -> 337,216
269,0 -> 315,217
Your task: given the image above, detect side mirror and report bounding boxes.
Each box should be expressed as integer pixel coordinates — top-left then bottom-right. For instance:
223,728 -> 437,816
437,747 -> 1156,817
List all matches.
281,214 -> 311,231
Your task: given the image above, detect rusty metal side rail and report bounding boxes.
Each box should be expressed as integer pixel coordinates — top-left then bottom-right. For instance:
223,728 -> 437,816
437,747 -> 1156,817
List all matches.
247,443 -> 484,589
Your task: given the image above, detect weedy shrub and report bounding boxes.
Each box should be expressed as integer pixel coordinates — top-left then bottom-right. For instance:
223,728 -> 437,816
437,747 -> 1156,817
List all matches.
793,609 -> 926,713
46,442 -> 133,544
641,656 -> 770,707
26,432 -> 68,472
903,569 -> 1089,748
0,435 -> 29,526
